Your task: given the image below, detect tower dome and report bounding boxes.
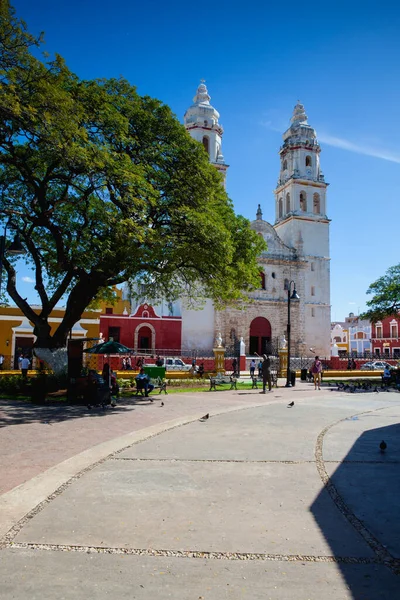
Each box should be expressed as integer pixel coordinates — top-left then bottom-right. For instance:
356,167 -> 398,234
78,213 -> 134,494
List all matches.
184,81 -> 228,184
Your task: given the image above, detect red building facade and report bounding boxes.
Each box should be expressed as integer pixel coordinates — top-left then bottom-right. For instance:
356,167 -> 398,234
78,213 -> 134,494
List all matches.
371,315 -> 400,359
100,303 -> 182,353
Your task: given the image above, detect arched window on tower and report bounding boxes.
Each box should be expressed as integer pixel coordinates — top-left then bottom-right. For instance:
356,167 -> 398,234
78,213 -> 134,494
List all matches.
283,159 -> 287,170
278,198 -> 283,218
260,271 -> 266,290
305,155 -> 312,167
313,193 -> 320,214
300,191 -> 307,212
202,136 -> 209,155
286,193 -> 290,213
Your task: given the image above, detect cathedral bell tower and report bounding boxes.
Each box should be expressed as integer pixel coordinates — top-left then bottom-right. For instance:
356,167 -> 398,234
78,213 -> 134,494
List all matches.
184,81 -> 228,185
273,102 -> 331,356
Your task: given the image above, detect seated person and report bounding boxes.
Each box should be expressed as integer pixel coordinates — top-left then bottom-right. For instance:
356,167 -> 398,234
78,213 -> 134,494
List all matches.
155,356 -> 164,367
198,363 -> 205,378
135,368 -> 154,397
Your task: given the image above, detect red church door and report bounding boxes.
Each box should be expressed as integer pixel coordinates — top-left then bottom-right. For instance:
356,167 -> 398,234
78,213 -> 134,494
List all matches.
138,326 -> 152,350
249,317 -> 272,356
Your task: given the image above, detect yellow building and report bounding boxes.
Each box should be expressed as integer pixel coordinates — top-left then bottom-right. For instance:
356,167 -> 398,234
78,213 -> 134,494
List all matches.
0,286 -> 131,370
0,305 -> 102,370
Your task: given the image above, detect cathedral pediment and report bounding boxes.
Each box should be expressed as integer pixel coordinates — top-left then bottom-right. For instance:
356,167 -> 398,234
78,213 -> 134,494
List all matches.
251,218 -> 297,260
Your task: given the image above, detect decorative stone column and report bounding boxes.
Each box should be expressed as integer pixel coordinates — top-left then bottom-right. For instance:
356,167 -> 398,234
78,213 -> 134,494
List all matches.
213,332 -> 226,376
213,346 -> 225,376
239,336 -> 246,372
279,348 -> 288,378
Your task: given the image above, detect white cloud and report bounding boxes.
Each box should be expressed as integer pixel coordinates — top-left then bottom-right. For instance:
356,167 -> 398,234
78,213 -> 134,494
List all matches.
260,115 -> 400,165
318,133 -> 400,165
21,276 -> 34,283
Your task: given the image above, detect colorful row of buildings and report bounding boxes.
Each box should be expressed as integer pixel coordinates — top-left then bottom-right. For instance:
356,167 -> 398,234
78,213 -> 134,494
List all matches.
331,313 -> 400,358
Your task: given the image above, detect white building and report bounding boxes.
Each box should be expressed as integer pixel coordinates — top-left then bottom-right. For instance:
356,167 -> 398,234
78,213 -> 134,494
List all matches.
126,83 -> 332,357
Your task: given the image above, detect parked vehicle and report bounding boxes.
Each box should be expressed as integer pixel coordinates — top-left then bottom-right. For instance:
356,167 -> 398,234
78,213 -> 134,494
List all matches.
360,361 -> 392,371
157,358 -> 192,372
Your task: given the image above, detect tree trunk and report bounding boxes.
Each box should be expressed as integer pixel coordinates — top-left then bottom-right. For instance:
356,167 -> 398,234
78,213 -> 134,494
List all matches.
34,347 -> 68,374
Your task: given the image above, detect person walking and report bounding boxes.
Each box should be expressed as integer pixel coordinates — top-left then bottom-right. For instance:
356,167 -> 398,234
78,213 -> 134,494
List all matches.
249,359 -> 256,377
311,356 -> 322,390
20,355 -> 30,380
260,354 -> 272,393
232,357 -> 237,375
258,359 -> 263,377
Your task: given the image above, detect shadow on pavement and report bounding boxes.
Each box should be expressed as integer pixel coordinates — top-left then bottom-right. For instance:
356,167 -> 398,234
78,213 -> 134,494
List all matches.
0,395 -> 160,427
310,421 -> 400,598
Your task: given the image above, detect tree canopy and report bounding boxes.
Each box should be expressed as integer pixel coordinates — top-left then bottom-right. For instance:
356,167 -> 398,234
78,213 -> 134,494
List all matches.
360,264 -> 400,322
0,3 -> 265,352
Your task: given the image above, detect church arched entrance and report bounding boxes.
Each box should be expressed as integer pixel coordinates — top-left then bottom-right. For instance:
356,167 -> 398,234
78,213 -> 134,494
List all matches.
136,325 -> 153,350
249,317 -> 272,356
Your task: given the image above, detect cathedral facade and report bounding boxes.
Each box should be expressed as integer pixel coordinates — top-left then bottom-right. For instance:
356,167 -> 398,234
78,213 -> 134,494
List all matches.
125,83 -> 331,358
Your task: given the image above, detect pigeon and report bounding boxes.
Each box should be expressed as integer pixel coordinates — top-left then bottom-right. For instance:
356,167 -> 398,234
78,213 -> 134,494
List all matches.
287,401 -> 294,408
374,387 -> 379,393
379,440 -> 387,452
161,401 -> 164,407
200,413 -> 209,421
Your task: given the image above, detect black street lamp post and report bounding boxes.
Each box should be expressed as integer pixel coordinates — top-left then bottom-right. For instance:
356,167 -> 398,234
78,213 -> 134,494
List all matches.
285,280 -> 300,387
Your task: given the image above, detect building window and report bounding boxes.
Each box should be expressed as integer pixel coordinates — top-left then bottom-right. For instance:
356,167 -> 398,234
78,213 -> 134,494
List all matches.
376,324 -> 382,338
271,272 -> 276,279
313,193 -> 320,214
283,159 -> 287,170
284,278 -> 289,290
300,191 -> 307,211
202,136 -> 209,155
278,198 -> 283,218
383,347 -> 390,356
375,348 -> 380,356
334,336 -> 341,343
105,307 -> 113,314
390,321 -> 398,338
260,271 -> 266,290
394,348 -> 400,358
311,262 -> 315,271
204,120 -> 208,127
305,155 -> 312,167
286,193 -> 290,213
311,308 -> 315,317
311,286 -> 315,296
108,326 -> 120,342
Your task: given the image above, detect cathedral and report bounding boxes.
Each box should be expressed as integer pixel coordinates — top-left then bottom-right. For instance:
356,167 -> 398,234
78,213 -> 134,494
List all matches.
125,82 -> 331,358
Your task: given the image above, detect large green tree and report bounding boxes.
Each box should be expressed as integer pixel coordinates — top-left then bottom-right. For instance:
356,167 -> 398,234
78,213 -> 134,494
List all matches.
360,264 -> 400,323
0,4 -> 265,366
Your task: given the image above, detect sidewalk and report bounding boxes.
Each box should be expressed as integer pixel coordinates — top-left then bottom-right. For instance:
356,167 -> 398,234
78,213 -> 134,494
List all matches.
1,384 -> 400,598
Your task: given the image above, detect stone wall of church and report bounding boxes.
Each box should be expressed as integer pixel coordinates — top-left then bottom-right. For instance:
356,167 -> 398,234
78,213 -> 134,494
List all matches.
215,300 -> 303,356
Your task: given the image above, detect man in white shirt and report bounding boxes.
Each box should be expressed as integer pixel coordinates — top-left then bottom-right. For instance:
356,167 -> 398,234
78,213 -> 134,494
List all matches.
20,355 -> 30,379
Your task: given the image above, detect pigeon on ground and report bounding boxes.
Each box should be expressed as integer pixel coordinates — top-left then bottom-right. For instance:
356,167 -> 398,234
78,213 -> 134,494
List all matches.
287,401 -> 294,408
200,413 -> 209,421
374,387 -> 379,393
161,401 -> 164,407
380,440 -> 387,452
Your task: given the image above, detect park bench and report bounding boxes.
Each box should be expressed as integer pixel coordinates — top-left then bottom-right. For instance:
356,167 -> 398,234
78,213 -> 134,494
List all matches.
209,375 -> 238,391
251,372 -> 278,389
135,376 -> 167,396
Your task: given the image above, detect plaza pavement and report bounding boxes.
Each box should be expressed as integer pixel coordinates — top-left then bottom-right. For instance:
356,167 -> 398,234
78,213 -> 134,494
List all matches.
1,381 -> 400,599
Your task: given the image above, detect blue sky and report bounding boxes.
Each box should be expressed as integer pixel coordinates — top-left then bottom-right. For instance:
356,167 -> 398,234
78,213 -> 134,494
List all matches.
10,0 -> 400,320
